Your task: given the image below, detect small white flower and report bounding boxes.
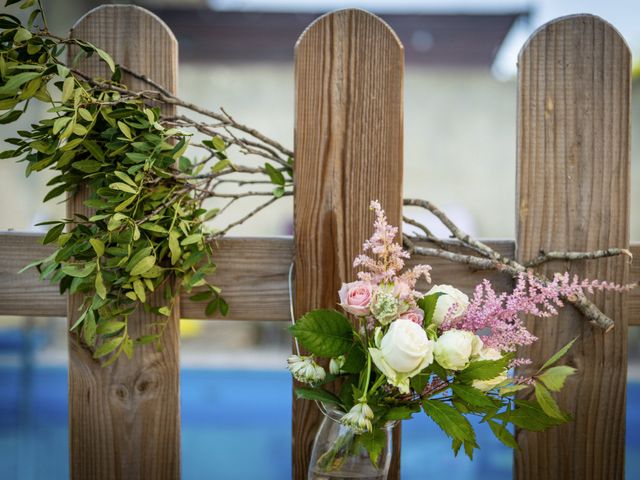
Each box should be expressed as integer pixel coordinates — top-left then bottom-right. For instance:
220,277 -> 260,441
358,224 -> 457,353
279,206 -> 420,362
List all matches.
370,289 -> 399,325
329,355 -> 346,375
434,329 -> 483,371
287,355 -> 326,385
426,285 -> 469,326
471,347 -> 508,392
340,402 -> 374,433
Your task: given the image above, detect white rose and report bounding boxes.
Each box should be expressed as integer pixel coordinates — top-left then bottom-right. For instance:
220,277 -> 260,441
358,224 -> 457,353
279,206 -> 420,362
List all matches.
471,347 -> 508,392
434,329 -> 483,370
369,320 -> 435,393
426,285 -> 469,326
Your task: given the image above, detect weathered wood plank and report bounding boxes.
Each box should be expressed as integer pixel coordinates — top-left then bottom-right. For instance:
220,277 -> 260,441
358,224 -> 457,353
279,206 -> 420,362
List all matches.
2,233 -> 639,323
515,14 -> 630,480
293,9 -> 404,479
68,6 -> 180,480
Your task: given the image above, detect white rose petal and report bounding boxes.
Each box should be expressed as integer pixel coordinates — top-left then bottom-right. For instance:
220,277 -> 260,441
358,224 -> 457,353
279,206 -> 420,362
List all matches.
434,329 -> 483,371
369,320 -> 435,393
426,285 -> 469,326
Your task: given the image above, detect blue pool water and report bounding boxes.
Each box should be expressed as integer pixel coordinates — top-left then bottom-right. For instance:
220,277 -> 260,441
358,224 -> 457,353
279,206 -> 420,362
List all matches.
0,367 -> 638,479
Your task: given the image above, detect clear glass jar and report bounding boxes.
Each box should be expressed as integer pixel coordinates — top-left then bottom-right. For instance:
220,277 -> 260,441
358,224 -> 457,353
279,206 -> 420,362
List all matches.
307,404 -> 395,480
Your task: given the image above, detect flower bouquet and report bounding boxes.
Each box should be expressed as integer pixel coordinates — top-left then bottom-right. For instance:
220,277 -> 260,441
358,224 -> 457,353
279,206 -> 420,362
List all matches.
288,201 -> 624,479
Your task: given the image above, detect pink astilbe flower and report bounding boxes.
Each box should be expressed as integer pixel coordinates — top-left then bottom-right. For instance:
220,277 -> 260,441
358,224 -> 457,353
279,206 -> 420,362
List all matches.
354,201 -> 431,298
445,271 -> 632,352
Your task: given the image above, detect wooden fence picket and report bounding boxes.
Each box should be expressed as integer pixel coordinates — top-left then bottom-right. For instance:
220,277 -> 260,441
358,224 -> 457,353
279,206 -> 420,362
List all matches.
67,6 -> 180,479
293,9 -> 404,480
515,14 -> 630,480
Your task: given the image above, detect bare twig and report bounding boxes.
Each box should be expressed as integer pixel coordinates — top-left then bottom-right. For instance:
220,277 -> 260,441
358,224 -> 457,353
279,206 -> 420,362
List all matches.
525,248 -> 633,268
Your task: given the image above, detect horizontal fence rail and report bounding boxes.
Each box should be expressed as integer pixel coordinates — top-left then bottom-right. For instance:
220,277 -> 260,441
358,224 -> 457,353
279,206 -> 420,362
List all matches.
0,232 -> 638,324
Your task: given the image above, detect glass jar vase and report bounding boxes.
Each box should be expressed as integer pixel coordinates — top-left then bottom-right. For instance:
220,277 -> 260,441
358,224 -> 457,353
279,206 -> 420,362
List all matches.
307,404 -> 395,480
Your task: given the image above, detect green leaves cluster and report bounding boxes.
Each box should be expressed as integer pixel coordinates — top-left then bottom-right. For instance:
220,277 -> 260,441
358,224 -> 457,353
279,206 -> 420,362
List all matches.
1,5 -> 227,365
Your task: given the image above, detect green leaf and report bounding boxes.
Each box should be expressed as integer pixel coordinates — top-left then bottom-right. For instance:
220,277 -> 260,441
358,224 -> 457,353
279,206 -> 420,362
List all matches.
422,400 -> 476,446
82,309 -> 96,347
83,139 -> 104,161
288,309 -> 353,357
537,365 -> 576,392
360,428 -> 386,467
487,419 -> 518,449
498,384 -> 529,396
189,290 -> 212,302
169,231 -> 181,265
139,223 -> 168,234
73,159 -> 102,174
117,121 -> 132,140
42,223 -> 64,244
109,182 -> 137,194
133,279 -> 146,303
90,238 -> 105,256
384,405 -> 420,421
96,320 -> 126,335
534,382 -> 565,420
158,306 -> 171,317
537,337 -> 578,373
114,170 -> 137,187
130,256 -> 156,276
264,162 -> 285,186
498,400 -> 567,431
95,47 -> 116,72
95,270 -> 106,299
417,292 -> 445,327
93,336 -> 123,359
457,357 -> 510,383
451,384 -> 497,409
13,27 -> 31,42
294,387 -> 341,406
342,343 -> 366,373
61,262 -> 96,278
181,234 -> 201,246
211,135 -> 226,151
61,76 -> 74,103
0,71 -> 42,95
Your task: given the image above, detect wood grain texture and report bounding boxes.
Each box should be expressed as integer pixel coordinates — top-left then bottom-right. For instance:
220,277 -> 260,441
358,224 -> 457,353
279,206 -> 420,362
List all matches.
515,15 -> 630,480
68,7 -> 180,480
3,234 -> 640,323
293,9 -> 404,480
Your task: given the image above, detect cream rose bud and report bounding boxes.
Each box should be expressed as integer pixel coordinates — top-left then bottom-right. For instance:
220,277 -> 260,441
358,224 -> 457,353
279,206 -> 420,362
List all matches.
381,320 -> 434,373
338,281 -> 373,316
434,329 -> 483,371
471,347 -> 508,392
426,285 -> 469,326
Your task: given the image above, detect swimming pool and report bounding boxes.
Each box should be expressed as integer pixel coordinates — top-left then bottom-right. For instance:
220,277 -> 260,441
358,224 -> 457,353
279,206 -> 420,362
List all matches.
1,367 -> 638,479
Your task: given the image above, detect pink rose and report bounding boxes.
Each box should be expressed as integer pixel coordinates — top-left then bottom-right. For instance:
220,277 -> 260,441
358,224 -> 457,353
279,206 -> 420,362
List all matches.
339,281 -> 373,316
399,307 -> 424,326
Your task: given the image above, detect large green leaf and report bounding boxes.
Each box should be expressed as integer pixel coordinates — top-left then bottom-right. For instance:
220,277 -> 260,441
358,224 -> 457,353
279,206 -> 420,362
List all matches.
288,309 -> 353,357
534,382 -> 565,420
422,399 -> 476,445
360,428 -> 386,467
451,384 -> 497,409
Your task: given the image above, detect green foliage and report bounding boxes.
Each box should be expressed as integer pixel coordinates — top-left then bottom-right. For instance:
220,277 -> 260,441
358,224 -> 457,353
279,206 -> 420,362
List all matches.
537,337 -> 578,372
294,387 -> 342,406
417,291 -> 444,328
456,355 -> 512,383
422,399 -> 478,459
288,309 -> 354,357
0,5 -> 225,364
537,365 -> 576,392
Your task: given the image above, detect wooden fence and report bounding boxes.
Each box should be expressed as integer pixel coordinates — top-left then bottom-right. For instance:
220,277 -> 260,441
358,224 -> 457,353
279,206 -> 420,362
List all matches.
0,5 -> 637,480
